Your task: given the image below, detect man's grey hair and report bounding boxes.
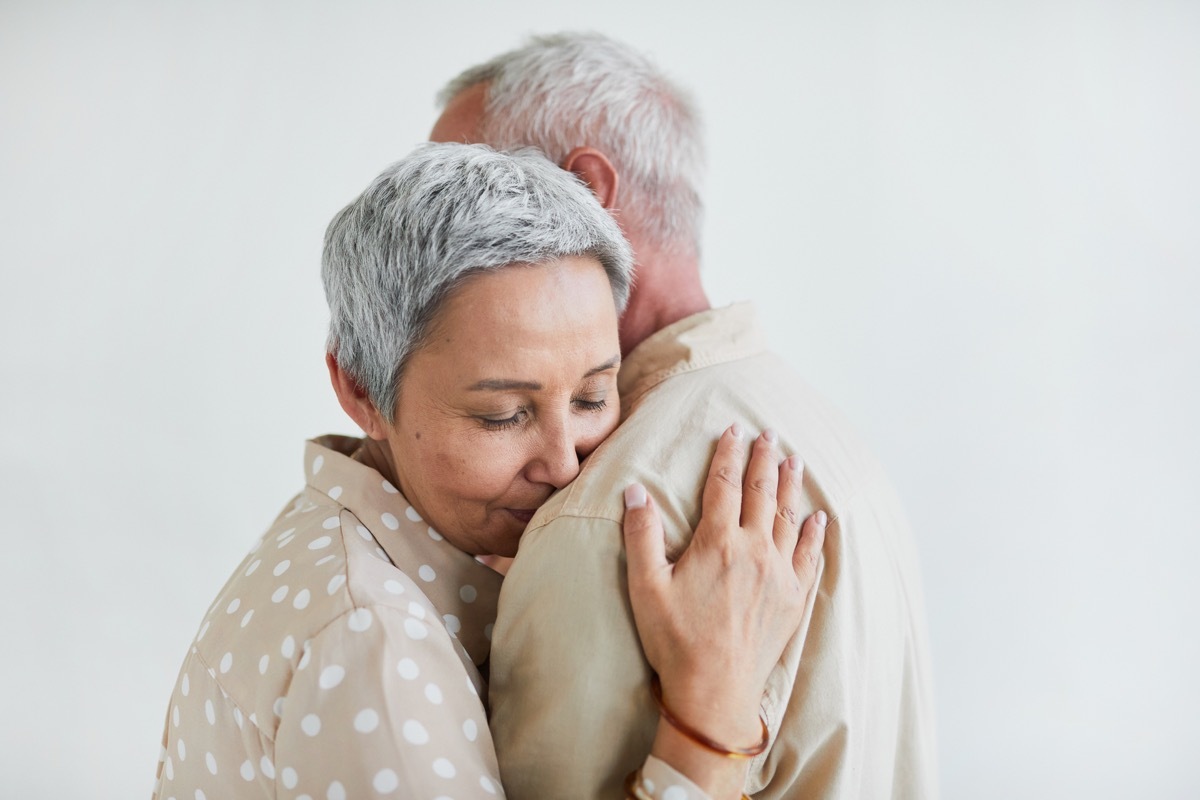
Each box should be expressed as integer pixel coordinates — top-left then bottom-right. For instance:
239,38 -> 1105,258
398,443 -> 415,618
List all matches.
323,142 -> 633,421
437,32 -> 705,258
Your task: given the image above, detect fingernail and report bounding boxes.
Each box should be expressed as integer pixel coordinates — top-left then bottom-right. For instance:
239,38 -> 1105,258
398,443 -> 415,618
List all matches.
730,422 -> 744,440
816,510 -> 828,527
763,428 -> 778,443
785,455 -> 803,473
624,483 -> 647,509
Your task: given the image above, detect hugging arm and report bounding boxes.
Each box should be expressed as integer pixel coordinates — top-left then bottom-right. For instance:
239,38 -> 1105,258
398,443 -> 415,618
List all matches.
487,427 -> 825,800
629,426 -> 826,799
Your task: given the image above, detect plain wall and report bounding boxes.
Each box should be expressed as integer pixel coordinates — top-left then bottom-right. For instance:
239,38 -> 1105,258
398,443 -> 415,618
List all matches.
1,1 -> 1197,797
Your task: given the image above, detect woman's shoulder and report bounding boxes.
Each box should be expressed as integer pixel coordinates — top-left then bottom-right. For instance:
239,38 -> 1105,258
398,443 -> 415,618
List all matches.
182,484 -> 476,725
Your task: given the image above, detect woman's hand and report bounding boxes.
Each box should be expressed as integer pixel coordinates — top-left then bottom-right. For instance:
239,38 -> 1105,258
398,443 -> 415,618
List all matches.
623,423 -> 827,798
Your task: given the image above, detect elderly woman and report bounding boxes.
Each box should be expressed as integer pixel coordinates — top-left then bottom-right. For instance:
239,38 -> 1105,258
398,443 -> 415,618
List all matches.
154,143 -> 824,800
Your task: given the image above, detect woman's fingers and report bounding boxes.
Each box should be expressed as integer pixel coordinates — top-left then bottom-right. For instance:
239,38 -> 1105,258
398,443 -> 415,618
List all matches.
699,424 -> 747,530
741,430 -> 781,531
793,509 -> 828,581
623,483 -> 668,595
772,455 -> 805,556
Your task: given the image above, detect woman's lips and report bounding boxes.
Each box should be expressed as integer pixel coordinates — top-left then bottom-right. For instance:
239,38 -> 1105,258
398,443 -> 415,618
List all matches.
506,508 -> 536,524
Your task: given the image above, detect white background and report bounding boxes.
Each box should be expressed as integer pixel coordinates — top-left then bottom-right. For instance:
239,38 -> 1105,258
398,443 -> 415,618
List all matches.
2,1 -> 1197,797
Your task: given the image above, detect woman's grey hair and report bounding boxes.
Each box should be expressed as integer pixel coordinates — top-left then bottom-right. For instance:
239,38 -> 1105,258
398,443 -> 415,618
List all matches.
322,142 -> 633,421
437,32 -> 705,258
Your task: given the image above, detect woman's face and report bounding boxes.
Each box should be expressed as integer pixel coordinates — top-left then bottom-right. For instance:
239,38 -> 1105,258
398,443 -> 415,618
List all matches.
383,255 -> 622,557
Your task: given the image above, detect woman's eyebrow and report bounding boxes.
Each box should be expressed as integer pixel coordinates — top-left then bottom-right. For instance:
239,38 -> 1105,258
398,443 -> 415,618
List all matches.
469,378 -> 542,391
585,355 -> 621,377
468,356 -> 620,392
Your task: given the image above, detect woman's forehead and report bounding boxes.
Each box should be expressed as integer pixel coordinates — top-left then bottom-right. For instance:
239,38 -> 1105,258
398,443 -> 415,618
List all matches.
409,257 -> 620,387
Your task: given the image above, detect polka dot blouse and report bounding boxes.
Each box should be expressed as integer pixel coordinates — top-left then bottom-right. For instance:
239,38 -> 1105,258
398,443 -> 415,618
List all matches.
153,435 -> 506,799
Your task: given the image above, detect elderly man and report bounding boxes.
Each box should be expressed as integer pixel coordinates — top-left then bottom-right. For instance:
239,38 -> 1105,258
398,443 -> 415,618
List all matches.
432,33 -> 938,799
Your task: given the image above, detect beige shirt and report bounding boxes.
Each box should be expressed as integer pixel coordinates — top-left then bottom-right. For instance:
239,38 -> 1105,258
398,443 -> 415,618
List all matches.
489,303 -> 939,799
153,436 -> 706,800
153,435 -> 507,799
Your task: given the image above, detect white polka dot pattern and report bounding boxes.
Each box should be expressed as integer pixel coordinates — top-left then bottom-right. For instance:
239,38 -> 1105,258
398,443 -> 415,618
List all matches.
374,768 -> 399,793
300,713 -> 321,736
402,719 -> 429,744
152,439 -> 507,800
353,708 -> 379,733
346,608 -> 372,632
404,618 -> 428,640
634,756 -> 715,800
318,665 -> 344,689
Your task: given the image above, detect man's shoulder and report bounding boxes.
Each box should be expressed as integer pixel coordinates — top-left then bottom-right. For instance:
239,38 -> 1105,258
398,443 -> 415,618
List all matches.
531,349 -> 883,543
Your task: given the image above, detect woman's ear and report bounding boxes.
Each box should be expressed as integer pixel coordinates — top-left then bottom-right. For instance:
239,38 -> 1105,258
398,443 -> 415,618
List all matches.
326,353 -> 389,440
562,146 -> 619,209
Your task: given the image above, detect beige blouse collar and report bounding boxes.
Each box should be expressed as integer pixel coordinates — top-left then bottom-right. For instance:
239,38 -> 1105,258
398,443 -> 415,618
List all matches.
303,435 -> 503,667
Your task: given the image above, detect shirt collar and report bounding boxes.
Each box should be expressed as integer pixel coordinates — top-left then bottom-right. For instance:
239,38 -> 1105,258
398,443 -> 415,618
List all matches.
303,435 -> 503,667
617,302 -> 768,418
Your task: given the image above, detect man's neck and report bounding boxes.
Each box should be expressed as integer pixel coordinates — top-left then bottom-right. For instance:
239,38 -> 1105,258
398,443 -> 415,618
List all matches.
618,245 -> 710,356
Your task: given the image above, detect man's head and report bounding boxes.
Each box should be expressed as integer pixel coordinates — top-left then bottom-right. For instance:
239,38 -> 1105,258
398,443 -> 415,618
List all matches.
431,32 -> 706,264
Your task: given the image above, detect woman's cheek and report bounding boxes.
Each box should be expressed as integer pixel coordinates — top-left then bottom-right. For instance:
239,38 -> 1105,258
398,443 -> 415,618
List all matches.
465,438 -> 525,492
583,408 -> 621,457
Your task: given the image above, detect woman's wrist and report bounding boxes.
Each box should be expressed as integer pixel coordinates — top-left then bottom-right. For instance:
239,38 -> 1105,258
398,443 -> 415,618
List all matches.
644,672 -> 767,800
647,718 -> 751,800
652,673 -> 768,759
656,671 -> 766,748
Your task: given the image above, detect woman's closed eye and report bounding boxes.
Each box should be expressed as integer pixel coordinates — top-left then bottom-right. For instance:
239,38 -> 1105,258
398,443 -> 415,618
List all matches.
573,396 -> 609,413
475,394 -> 608,432
477,407 -> 529,431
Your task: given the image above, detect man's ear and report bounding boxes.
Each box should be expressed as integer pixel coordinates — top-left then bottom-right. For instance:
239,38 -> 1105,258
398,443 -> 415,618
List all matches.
326,352 -> 389,440
562,146 -> 619,209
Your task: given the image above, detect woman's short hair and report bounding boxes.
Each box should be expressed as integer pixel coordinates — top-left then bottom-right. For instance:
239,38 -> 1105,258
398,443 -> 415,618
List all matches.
322,142 -> 633,421
437,32 -> 705,258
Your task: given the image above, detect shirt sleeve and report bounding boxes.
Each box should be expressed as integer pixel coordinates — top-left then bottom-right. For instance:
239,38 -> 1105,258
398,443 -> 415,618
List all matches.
636,756 -> 713,800
274,603 -> 504,799
488,515 -> 666,799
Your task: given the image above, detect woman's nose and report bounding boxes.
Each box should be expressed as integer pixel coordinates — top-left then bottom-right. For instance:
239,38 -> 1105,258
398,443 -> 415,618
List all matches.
525,420 -> 584,489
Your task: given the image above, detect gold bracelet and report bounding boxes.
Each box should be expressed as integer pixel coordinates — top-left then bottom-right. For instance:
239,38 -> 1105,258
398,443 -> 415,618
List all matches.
650,673 -> 770,759
624,765 -> 752,800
